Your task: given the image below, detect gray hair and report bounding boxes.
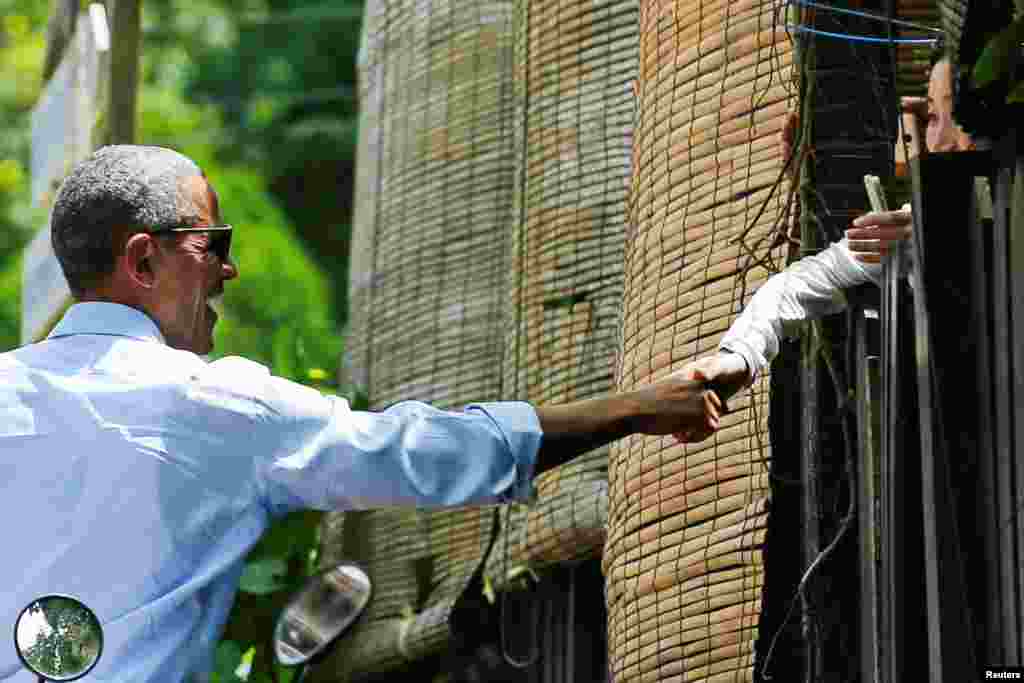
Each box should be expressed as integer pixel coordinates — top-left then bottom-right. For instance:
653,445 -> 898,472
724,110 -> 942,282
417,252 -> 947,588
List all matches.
51,145 -> 205,296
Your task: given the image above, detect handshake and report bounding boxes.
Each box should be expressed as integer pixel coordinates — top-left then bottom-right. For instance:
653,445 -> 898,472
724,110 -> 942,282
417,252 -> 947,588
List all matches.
628,351 -> 752,445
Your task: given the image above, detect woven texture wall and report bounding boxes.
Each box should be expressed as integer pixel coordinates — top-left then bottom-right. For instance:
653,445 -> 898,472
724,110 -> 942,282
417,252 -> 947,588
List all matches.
486,0 -> 639,586
316,0 -> 516,679
898,0 -> 939,97
602,1 -> 794,682
343,0 -> 385,396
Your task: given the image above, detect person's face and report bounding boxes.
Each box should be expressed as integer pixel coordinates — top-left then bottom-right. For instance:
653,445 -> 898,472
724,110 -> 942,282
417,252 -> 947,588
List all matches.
927,59 -> 975,153
148,175 -> 238,354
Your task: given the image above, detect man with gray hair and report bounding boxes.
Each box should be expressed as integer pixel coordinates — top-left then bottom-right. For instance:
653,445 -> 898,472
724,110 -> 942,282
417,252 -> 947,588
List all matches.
0,145 -> 723,681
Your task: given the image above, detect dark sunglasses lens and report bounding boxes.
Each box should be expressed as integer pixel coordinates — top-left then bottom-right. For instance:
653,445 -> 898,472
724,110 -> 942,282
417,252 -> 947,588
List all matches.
212,231 -> 232,261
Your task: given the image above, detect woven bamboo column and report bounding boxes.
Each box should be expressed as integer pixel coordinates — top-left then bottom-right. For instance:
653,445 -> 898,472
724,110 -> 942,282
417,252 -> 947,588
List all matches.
603,1 -> 794,681
314,1 -> 516,679
493,0 -> 639,581
343,0 -> 386,398
323,0 -> 390,579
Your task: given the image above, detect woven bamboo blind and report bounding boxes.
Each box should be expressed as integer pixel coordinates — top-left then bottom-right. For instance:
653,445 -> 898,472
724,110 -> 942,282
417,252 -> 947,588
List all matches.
316,0 -> 517,678
603,1 -> 794,681
897,0 -> 939,98
488,0 -> 639,585
343,0 -> 385,396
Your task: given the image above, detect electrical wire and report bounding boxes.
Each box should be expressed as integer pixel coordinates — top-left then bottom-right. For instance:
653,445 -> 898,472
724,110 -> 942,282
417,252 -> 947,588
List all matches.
784,24 -> 939,45
789,0 -> 942,33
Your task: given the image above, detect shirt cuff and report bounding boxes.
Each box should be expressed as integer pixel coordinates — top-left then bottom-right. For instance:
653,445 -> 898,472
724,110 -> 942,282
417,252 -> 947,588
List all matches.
718,339 -> 765,386
463,401 -> 542,504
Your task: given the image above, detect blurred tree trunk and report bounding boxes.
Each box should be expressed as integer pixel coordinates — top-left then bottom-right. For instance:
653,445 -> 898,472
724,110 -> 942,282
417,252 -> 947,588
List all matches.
42,0 -> 78,82
106,0 -> 141,143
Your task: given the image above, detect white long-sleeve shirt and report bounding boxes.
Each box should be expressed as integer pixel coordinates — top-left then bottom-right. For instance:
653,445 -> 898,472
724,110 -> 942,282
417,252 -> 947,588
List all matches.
718,238 -> 885,378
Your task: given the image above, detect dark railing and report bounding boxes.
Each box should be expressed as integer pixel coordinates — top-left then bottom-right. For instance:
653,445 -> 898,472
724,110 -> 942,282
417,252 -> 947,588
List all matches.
872,144 -> 1024,683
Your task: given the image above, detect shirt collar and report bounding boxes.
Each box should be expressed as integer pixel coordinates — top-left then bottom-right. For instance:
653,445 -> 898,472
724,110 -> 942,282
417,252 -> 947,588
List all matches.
47,302 -> 167,345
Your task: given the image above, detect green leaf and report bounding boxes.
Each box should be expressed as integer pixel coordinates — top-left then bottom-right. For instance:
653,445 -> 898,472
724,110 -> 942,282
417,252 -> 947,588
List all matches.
248,510 -> 322,561
234,646 -> 255,681
973,17 -> 1024,89
1008,80 -> 1024,103
213,640 -> 245,683
238,557 -> 289,595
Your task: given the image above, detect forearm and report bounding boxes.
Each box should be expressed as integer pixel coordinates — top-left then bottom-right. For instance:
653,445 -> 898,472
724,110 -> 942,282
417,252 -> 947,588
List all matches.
533,392 -> 643,475
532,386 -> 675,475
720,240 -> 876,377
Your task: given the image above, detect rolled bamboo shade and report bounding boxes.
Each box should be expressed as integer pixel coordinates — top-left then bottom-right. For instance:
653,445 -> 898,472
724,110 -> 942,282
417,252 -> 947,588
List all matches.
897,0 -> 940,98
317,0 -> 516,678
603,1 -> 794,681
492,0 -> 639,581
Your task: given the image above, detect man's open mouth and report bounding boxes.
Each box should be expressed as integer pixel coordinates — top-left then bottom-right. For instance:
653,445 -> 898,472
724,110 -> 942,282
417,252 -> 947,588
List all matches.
207,293 -> 223,320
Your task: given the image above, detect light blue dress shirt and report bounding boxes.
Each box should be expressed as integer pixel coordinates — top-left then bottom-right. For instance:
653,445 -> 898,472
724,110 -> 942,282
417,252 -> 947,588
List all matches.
1,302 -> 541,682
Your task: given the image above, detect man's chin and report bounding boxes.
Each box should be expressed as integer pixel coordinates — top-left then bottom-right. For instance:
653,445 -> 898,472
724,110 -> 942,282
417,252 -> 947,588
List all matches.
176,335 -> 214,356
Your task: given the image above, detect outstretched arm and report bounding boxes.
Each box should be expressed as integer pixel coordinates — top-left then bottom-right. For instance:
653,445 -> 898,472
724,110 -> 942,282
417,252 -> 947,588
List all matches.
533,373 -> 722,474
716,237 -> 884,381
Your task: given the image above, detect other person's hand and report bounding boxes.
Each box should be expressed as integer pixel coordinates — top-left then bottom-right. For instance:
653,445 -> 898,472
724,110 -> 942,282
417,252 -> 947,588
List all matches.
846,204 -> 912,264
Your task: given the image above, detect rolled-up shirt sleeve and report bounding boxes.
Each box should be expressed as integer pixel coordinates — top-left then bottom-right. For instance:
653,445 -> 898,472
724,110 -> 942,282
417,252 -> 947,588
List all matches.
718,239 -> 883,380
246,371 -> 542,516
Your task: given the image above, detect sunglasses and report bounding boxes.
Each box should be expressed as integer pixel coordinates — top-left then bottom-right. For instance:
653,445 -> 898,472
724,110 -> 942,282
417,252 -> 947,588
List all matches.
149,225 -> 233,262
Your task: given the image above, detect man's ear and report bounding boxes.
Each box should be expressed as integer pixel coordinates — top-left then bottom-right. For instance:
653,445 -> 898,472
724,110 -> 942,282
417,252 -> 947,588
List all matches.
123,233 -> 158,289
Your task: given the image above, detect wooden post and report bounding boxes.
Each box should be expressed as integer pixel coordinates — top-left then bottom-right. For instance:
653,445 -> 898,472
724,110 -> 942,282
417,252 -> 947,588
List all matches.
105,0 -> 141,144
42,0 -> 79,83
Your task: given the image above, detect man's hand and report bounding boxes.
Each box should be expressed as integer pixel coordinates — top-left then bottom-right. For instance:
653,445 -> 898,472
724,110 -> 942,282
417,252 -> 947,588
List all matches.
671,352 -> 751,442
628,372 -> 723,437
846,205 -> 912,264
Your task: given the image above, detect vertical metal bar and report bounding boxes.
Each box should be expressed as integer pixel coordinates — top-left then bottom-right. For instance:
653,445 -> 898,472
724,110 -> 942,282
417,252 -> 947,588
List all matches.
855,303 -> 881,683
991,163 -> 1020,663
544,581 -> 555,683
908,158 -> 947,683
1011,157 -> 1024,663
967,173 -> 1003,666
801,344 -> 822,683
908,256 -> 943,683
908,153 -> 979,682
565,565 -> 575,683
880,234 -> 904,683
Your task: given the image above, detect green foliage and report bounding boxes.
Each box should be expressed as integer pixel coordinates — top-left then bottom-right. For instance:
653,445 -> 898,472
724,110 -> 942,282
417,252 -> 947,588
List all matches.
1008,79 -> 1024,104
239,558 -> 290,596
0,1 -> 50,351
0,251 -> 24,351
4,2 -> 361,680
971,16 -> 1024,90
167,0 -> 365,317
971,6 -> 1024,113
